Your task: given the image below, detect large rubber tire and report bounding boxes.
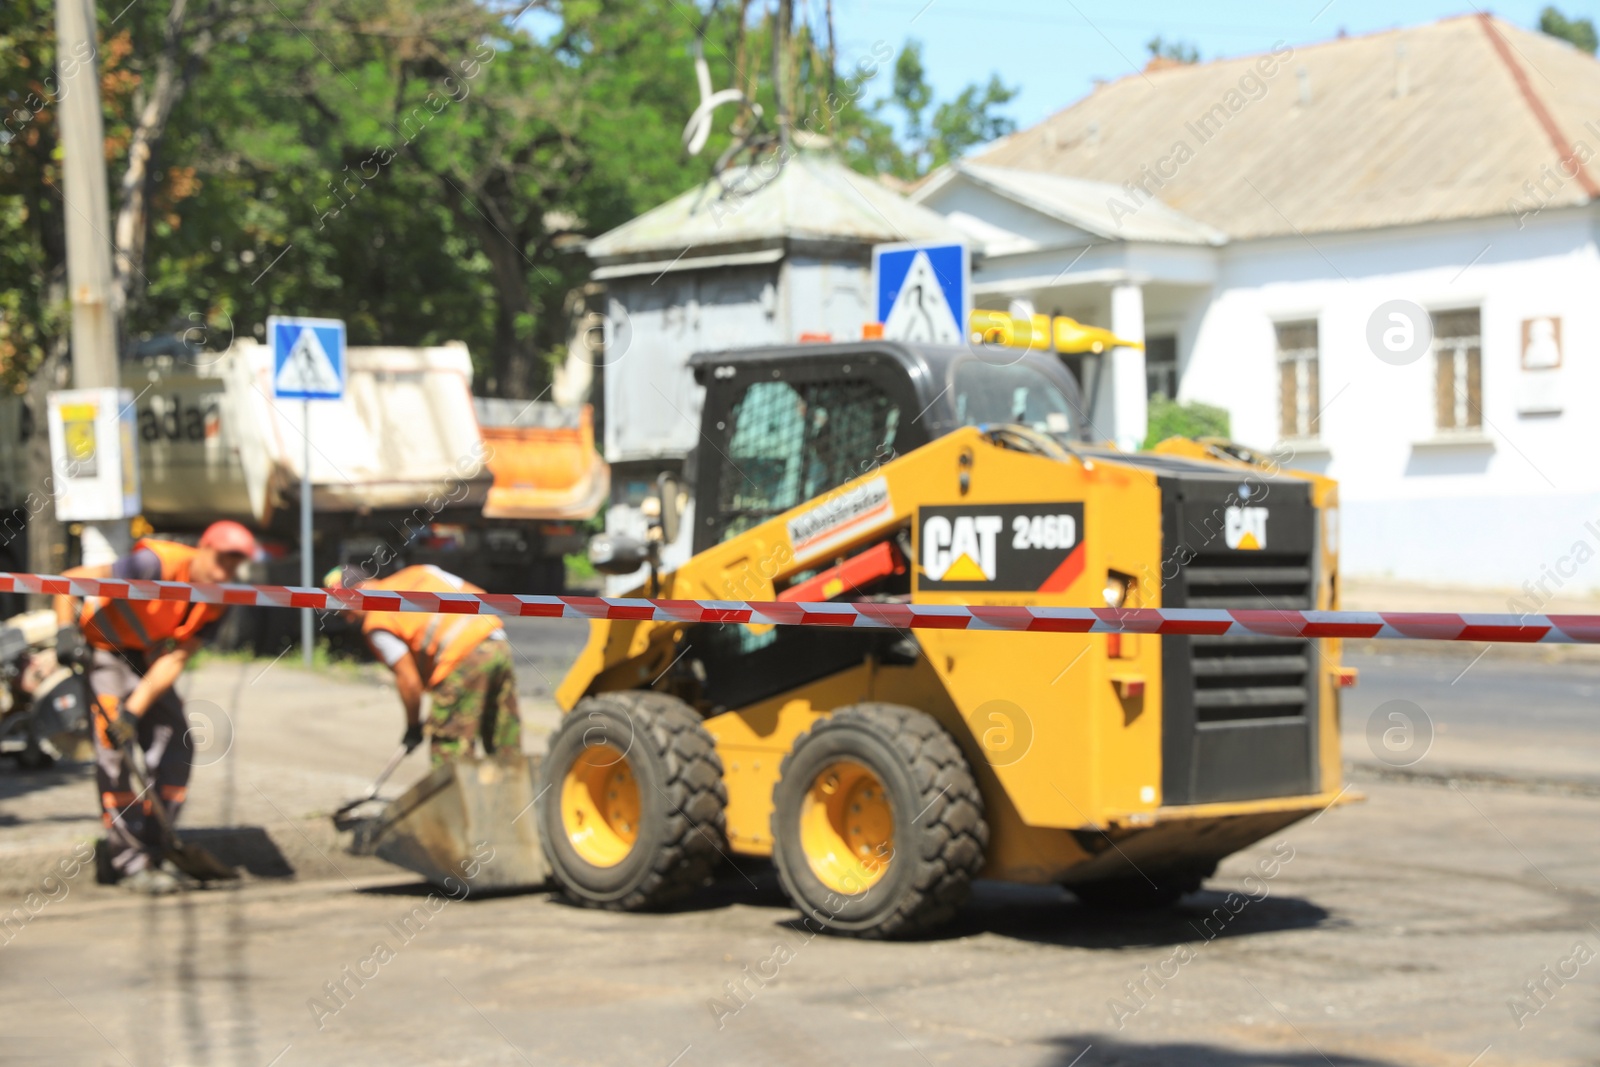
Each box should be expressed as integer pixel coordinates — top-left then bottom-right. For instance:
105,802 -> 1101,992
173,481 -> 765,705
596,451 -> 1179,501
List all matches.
14,742 -> 55,771
538,691 -> 727,911
770,703 -> 988,939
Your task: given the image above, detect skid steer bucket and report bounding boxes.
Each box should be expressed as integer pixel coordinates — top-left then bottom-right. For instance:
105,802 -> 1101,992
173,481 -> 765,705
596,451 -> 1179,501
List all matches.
348,752 -> 549,892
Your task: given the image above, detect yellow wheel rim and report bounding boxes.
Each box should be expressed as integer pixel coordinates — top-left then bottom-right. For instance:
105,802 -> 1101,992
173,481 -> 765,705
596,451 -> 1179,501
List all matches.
799,760 -> 894,894
560,744 -> 640,868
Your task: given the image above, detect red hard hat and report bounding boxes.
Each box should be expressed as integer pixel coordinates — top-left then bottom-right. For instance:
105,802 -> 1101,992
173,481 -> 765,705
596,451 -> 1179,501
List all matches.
199,520 -> 258,558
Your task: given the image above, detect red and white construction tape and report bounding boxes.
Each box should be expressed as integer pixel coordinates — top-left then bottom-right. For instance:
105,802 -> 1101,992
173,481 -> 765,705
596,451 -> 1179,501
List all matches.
4,571 -> 1596,644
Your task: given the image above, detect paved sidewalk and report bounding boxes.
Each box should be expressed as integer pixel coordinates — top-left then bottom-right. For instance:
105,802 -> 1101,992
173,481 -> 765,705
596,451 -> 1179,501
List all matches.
1341,576 -> 1600,616
1343,577 -> 1600,661
0,656 -> 562,895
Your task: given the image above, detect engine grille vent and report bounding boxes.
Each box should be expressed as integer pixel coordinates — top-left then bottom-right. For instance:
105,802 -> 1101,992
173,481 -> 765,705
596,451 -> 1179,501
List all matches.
1181,554 -> 1315,723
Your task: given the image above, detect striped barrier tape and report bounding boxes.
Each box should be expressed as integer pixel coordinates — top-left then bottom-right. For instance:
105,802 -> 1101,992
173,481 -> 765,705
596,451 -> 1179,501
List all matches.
3,571 -> 1596,643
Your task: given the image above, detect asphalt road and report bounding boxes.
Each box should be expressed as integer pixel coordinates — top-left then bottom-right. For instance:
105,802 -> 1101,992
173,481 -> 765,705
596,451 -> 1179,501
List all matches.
1,635 -> 1597,1066
1339,647 -> 1600,788
501,616 -> 591,704
500,615 -> 1600,788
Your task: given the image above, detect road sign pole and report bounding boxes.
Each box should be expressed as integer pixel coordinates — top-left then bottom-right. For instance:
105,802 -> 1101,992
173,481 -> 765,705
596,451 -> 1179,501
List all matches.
301,397 -> 313,667
269,314 -> 343,667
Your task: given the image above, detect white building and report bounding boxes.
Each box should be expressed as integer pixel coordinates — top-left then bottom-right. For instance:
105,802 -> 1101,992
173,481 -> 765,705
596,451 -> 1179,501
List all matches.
912,14 -> 1600,590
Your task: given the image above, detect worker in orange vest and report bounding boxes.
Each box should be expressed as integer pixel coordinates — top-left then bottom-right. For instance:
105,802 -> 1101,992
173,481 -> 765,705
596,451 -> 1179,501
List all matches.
327,564 -> 521,766
53,521 -> 257,895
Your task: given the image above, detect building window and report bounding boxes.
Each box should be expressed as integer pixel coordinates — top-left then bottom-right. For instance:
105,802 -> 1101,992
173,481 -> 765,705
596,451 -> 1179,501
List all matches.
1275,321 -> 1320,439
1145,336 -> 1178,399
1433,309 -> 1482,431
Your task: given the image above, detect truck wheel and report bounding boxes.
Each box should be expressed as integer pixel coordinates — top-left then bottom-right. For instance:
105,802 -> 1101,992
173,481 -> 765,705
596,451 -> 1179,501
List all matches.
538,691 -> 727,911
14,742 -> 55,771
770,703 -> 988,939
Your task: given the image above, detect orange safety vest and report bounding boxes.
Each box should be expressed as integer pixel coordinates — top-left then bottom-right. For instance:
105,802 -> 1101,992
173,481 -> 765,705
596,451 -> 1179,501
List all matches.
360,565 -> 504,688
81,540 -> 225,653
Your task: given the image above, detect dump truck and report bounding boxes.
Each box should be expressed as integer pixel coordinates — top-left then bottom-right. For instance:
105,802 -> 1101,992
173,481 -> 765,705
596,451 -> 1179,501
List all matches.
542,339 -> 1350,937
0,341 -> 607,612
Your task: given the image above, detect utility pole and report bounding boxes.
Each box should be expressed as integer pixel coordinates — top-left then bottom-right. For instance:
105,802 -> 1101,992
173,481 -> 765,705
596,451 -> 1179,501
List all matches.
774,0 -> 792,157
56,0 -> 129,565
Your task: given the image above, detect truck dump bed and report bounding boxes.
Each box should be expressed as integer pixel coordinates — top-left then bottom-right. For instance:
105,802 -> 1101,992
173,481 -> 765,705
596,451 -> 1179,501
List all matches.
130,344 -> 608,528
226,341 -> 492,523
475,399 -> 609,521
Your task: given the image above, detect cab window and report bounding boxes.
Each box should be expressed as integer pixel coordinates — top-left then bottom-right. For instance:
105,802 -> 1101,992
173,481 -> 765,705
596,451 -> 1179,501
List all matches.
714,377 -> 900,543
953,360 -> 1077,437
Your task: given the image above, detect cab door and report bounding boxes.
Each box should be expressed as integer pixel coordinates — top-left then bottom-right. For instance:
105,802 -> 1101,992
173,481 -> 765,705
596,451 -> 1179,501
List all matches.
687,351 -> 926,711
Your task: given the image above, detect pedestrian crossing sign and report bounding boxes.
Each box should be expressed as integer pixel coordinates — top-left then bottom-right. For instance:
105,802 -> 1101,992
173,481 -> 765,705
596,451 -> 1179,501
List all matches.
872,242 -> 970,345
269,316 -> 346,400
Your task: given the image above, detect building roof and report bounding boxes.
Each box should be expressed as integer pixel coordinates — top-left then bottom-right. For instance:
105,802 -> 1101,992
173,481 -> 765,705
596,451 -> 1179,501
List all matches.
971,14 -> 1600,240
914,161 -> 1227,245
587,152 -> 965,262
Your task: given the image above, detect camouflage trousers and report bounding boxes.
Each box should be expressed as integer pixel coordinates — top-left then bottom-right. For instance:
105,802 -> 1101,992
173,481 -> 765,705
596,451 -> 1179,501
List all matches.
427,639 -> 521,766
88,650 -> 191,877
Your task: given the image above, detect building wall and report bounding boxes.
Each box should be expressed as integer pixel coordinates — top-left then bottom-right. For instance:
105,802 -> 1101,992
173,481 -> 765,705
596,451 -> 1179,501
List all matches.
601,254 -> 877,465
603,266 -> 779,464
783,255 -> 874,341
598,250 -> 875,592
1181,206 -> 1600,590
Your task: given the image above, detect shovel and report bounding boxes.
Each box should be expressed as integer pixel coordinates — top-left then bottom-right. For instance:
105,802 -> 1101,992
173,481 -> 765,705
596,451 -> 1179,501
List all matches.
332,743 -> 409,829
119,731 -> 239,883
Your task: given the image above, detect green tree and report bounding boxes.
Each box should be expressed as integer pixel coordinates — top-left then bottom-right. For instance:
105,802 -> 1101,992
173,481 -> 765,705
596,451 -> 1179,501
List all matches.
6,0 -> 1015,404
869,39 -> 1016,180
1146,35 -> 1200,64
0,0 -> 67,393
1142,396 -> 1231,450
932,75 -> 1017,164
891,39 -> 933,152
1539,5 -> 1598,53
138,0 -> 710,397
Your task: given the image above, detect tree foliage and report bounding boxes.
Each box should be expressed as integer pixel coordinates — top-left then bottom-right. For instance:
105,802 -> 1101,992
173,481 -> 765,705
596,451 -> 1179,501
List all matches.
1,1 -> 1018,398
868,39 -> 1016,180
1145,35 -> 1200,65
1142,395 -> 1231,450
1539,5 -> 1598,54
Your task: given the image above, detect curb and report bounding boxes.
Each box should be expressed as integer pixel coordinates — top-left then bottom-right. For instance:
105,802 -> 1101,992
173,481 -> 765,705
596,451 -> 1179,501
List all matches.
1345,638 -> 1600,663
1345,760 -> 1600,798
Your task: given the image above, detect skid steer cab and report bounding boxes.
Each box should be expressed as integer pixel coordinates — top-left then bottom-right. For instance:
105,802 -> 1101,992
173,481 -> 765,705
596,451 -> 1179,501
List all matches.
547,341 -> 1350,938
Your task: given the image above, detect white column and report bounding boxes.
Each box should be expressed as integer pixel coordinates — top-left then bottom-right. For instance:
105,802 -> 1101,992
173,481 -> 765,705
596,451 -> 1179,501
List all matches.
1109,283 -> 1147,451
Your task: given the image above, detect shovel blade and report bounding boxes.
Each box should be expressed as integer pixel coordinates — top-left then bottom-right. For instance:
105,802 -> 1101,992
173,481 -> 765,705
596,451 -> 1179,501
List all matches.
165,840 -> 240,882
332,798 -> 385,833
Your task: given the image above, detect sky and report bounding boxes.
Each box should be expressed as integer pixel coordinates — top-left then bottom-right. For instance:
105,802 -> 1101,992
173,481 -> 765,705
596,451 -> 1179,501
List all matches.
827,1 -> 1596,129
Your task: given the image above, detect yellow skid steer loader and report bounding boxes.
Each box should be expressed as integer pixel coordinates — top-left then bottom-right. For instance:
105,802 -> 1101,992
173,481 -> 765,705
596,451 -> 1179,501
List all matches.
545,341 -> 1350,937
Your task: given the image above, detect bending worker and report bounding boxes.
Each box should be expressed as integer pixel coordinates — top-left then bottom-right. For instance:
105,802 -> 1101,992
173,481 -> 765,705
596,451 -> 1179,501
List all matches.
53,521 -> 257,894
328,564 -> 521,765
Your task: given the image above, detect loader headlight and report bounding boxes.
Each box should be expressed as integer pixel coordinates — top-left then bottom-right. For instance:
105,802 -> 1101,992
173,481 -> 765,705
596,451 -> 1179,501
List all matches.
1103,572 -> 1133,608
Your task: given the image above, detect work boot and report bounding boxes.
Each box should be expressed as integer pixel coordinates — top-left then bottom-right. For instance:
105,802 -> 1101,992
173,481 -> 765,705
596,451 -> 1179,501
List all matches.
120,867 -> 185,896
93,838 -> 117,886
158,860 -> 202,891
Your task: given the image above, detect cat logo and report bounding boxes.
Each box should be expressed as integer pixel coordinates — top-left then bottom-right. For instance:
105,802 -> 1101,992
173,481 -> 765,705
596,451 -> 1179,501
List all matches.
1225,506 -> 1268,550
922,514 -> 1003,582
919,503 -> 1086,592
